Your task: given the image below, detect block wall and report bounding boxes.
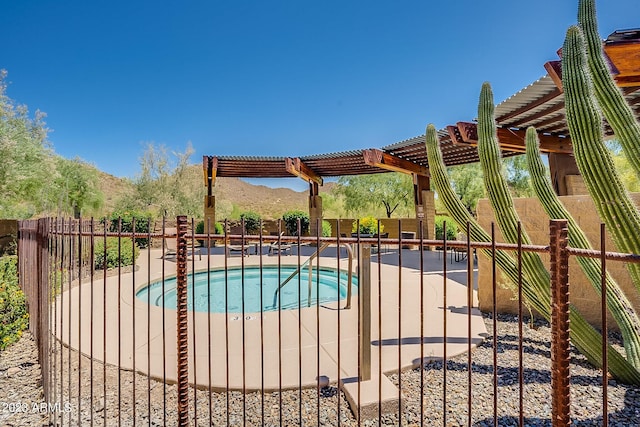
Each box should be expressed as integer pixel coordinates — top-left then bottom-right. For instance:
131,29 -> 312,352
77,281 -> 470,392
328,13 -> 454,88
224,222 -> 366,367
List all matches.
477,193 -> 640,330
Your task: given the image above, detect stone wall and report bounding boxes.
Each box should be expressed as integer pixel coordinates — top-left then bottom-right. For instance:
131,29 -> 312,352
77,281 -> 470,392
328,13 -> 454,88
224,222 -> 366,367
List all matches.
476,193 -> 640,330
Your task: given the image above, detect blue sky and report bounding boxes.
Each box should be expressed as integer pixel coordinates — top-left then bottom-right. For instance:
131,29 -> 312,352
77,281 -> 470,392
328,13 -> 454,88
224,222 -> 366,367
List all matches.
1,1 -> 637,190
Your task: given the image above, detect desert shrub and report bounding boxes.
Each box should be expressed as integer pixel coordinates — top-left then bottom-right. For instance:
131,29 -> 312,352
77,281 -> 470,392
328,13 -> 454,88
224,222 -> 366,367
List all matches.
195,220 -> 224,246
282,210 -> 310,236
322,220 -> 332,237
94,237 -> 140,270
0,256 -> 28,350
435,215 -> 457,241
352,216 -> 383,235
195,220 -> 224,235
239,211 -> 261,234
105,210 -> 152,248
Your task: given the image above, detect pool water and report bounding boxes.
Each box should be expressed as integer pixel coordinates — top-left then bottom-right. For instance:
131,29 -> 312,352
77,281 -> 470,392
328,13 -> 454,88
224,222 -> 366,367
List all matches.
136,265 -> 358,313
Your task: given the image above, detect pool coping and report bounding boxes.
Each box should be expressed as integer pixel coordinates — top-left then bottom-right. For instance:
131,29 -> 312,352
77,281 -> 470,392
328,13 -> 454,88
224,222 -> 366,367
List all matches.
52,248 -> 486,391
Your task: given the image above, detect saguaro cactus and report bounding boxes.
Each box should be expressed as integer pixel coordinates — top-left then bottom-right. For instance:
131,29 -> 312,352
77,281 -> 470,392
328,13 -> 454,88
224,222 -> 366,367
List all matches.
475,82 -> 640,382
424,125 -> 548,317
526,127 -> 640,368
562,26 -> 640,296
477,83 -> 550,300
424,124 -> 640,383
578,0 -> 640,179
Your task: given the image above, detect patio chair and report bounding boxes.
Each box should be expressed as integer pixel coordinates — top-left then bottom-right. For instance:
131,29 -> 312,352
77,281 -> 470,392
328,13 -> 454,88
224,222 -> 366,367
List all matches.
268,232 -> 292,256
453,231 -> 475,263
163,228 -> 201,260
221,224 -> 252,257
226,238 -> 251,257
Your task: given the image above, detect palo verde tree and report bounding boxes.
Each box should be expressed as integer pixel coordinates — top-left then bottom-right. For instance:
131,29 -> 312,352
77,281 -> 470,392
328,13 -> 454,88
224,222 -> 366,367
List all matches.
0,70 -> 54,218
336,172 -> 413,218
447,163 -> 485,212
53,156 -> 104,217
116,142 -> 204,218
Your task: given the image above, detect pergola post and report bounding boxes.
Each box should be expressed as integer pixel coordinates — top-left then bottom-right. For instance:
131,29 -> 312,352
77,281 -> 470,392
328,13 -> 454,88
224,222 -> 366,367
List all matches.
548,153 -> 585,196
204,195 -> 215,234
413,174 -> 434,249
203,156 -> 217,239
308,181 -> 323,237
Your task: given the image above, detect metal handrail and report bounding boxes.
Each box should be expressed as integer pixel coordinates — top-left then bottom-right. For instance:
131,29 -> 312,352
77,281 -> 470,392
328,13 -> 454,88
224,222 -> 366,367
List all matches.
272,241 -> 354,309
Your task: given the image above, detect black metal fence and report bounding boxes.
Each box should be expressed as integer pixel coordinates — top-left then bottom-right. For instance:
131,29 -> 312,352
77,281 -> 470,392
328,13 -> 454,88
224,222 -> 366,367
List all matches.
14,217 -> 639,426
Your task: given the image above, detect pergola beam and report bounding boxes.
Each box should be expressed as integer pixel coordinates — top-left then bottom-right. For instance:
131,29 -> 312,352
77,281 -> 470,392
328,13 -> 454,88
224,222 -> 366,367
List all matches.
285,157 -> 323,186
545,38 -> 640,90
604,41 -> 640,87
451,122 -> 573,154
362,149 -> 429,176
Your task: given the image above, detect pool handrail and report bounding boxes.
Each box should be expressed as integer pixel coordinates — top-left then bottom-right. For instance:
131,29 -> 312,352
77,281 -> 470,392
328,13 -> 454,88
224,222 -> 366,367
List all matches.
272,241 -> 354,310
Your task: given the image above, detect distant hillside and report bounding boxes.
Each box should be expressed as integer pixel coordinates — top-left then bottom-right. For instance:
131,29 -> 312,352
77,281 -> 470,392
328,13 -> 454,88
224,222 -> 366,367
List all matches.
97,171 -> 134,213
97,164 -> 325,220
213,176 -> 309,219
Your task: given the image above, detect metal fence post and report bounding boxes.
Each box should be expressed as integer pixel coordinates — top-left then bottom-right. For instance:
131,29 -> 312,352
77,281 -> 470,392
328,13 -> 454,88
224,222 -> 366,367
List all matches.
359,243 -> 371,381
176,216 -> 190,426
37,218 -> 50,399
549,219 -> 571,427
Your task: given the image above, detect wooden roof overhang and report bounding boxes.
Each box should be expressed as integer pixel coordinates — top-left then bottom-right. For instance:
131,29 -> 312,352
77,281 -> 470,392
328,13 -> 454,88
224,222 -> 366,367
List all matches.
205,29 -> 640,188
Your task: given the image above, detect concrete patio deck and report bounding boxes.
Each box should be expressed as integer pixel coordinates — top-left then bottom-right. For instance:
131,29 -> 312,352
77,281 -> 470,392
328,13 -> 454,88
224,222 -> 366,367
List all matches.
53,246 -> 486,392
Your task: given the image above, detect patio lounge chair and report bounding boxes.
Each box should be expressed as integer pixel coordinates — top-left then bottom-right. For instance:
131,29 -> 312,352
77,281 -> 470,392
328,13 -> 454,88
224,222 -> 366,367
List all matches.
222,224 -> 252,257
163,228 -> 201,260
226,238 -> 251,257
268,232 -> 292,255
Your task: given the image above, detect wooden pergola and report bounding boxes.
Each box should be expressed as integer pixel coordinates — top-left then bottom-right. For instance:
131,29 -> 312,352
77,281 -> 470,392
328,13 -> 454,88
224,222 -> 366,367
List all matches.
203,29 -> 640,234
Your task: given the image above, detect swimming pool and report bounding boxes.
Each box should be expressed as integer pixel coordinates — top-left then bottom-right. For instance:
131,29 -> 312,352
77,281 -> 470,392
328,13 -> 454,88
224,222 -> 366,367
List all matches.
136,265 -> 358,313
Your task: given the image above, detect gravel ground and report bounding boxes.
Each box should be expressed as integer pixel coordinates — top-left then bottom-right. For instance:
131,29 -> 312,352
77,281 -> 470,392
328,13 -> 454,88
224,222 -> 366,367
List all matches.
1,314 -> 639,426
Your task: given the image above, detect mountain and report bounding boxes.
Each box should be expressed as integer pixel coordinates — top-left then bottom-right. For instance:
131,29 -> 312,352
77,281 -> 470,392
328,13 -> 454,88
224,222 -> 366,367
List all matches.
212,176 -> 309,219
97,171 -> 134,214
96,164 -> 323,220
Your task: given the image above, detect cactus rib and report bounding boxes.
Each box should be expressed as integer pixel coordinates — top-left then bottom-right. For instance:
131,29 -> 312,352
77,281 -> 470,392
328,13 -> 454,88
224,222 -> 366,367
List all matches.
578,0 -> 640,179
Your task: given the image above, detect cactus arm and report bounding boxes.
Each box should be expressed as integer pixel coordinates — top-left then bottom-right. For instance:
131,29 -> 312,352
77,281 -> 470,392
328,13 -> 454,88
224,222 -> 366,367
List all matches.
477,83 -> 553,300
425,124 -> 640,383
562,26 -> 640,296
578,0 -> 640,179
425,124 -> 548,315
526,127 -> 640,368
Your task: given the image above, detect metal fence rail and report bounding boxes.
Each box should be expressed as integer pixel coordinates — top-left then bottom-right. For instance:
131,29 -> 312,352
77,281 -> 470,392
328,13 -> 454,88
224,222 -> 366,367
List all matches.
14,216 -> 639,426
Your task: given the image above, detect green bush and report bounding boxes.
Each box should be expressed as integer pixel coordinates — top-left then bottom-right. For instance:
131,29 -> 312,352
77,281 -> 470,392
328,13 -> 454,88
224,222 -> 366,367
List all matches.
106,210 -> 152,248
282,210 -> 310,236
435,215 -> 457,241
239,211 -> 261,234
352,216 -> 383,235
0,256 -> 28,350
322,220 -> 332,237
195,220 -> 224,235
195,220 -> 224,246
94,237 -> 140,270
